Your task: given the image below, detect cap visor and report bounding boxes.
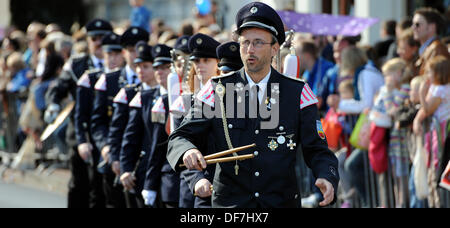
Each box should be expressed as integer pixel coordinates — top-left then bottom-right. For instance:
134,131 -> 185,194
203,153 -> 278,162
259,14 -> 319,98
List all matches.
134,58 -> 144,64
102,47 -> 122,53
239,21 -> 278,36
152,61 -> 171,67
88,31 -> 109,37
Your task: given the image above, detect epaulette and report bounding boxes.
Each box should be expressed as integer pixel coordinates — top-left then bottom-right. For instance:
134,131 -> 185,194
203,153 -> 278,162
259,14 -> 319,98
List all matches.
94,74 -> 107,91
77,72 -> 91,88
152,97 -> 166,114
170,95 -> 186,113
196,80 -> 215,107
151,96 -> 166,124
113,88 -> 128,104
129,92 -> 142,108
300,83 -> 319,110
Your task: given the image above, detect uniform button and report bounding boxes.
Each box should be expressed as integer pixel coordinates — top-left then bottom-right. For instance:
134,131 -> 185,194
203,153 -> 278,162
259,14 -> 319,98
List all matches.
254,151 -> 259,156
255,130 -> 259,134
228,124 -> 233,129
295,194 -> 299,199
255,172 -> 260,177
255,192 -> 260,198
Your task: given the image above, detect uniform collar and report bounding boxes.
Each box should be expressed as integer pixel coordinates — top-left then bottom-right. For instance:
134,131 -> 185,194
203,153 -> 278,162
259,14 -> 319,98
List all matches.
142,83 -> 153,91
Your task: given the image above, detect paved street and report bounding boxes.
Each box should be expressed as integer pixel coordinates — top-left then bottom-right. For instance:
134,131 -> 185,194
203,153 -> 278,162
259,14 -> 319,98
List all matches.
0,181 -> 66,208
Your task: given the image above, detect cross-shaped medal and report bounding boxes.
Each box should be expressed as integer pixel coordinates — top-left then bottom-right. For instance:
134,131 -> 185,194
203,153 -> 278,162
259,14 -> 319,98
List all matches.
287,140 -> 296,150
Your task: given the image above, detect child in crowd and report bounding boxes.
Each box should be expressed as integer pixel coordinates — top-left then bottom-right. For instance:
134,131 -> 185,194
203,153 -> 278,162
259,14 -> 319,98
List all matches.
335,79 -> 355,208
369,58 -> 410,207
337,80 -> 355,139
414,56 -> 450,208
338,79 -> 354,100
397,75 -> 427,208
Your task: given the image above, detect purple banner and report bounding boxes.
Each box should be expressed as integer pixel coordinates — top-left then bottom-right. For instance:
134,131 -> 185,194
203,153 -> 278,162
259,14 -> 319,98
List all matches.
277,10 -> 379,36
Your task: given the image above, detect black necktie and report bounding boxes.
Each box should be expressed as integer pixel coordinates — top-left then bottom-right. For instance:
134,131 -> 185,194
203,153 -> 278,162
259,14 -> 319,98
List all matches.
132,75 -> 137,84
98,61 -> 103,70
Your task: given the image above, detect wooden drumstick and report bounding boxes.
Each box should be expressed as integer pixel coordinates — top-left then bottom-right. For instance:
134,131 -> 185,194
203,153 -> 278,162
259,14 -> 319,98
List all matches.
205,154 -> 255,165
179,154 -> 255,168
204,144 -> 257,160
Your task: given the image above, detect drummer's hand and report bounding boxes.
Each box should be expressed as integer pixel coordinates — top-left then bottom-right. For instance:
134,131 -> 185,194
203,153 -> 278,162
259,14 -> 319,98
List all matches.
194,178 -> 213,198
183,149 -> 206,171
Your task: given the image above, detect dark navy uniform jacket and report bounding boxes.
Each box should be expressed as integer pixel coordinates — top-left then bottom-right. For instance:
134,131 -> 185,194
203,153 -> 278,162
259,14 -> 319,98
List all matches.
90,68 -> 127,151
131,91 -> 179,203
172,93 -> 215,208
108,84 -> 140,163
168,68 -> 339,208
74,69 -> 102,146
120,88 -> 159,193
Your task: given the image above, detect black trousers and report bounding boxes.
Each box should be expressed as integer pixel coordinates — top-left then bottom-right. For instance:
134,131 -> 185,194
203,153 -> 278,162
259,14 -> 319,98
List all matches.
124,191 -> 145,208
102,167 -> 127,208
67,145 -> 105,208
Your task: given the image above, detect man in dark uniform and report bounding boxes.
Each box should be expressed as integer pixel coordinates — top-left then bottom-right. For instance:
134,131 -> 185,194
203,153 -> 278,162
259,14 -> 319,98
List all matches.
73,32 -> 123,208
90,26 -> 149,208
167,2 -> 339,208
139,44 -> 180,208
45,19 -> 113,208
106,41 -> 146,193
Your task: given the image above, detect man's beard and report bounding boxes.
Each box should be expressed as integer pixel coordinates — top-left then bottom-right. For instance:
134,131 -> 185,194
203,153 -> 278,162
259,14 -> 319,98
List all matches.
246,55 -> 267,73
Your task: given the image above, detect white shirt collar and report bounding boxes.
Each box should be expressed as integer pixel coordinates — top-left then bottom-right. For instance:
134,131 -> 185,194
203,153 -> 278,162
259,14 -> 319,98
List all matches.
104,67 -> 112,73
90,55 -> 104,69
142,83 -> 152,91
125,65 -> 140,85
245,69 -> 271,103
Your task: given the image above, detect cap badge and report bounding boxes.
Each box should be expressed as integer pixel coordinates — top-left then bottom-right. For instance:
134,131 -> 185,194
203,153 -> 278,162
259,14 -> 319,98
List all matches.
139,46 -> 145,52
96,21 -> 102,27
230,45 -> 237,52
156,46 -> 161,53
182,39 -> 187,45
132,28 -> 138,35
111,34 -> 117,40
196,38 -> 203,45
250,7 -> 258,14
